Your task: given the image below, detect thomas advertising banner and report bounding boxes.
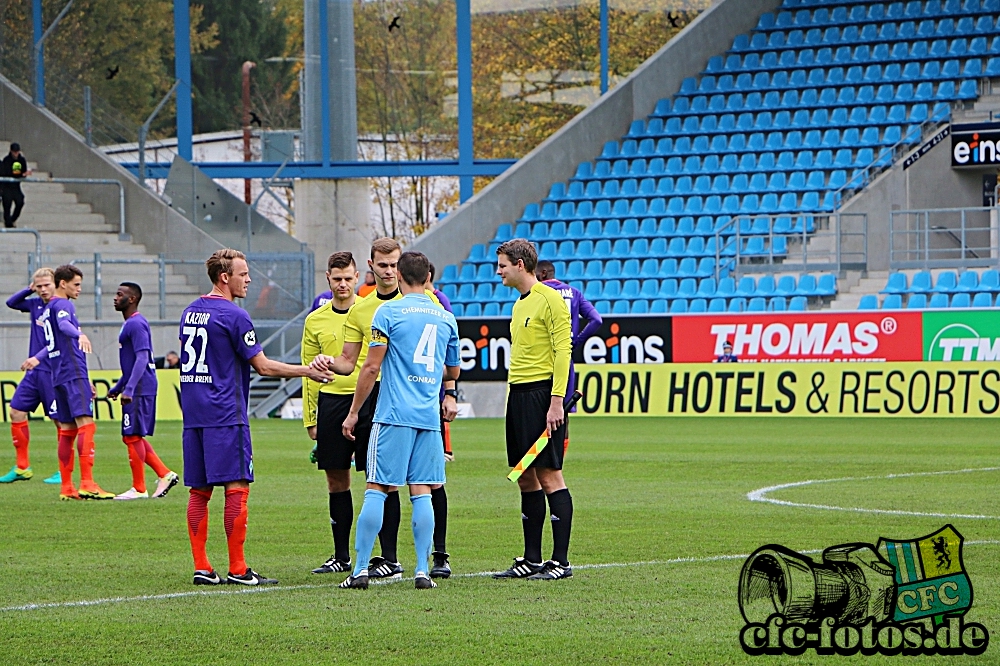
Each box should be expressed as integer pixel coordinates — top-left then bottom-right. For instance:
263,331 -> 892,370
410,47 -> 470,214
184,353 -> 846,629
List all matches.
573,363 -> 1000,417
0,370 -> 183,422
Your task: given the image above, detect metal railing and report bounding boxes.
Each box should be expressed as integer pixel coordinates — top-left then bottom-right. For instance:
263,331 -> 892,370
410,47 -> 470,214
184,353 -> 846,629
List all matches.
890,206 -> 1000,270
714,212 -> 867,279
246,307 -> 310,419
67,254 -> 204,320
0,176 -> 126,237
1,228 -> 42,275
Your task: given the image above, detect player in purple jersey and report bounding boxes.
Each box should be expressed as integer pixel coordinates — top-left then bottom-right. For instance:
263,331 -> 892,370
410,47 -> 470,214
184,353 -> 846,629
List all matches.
311,290 -> 333,312
1,268 -> 61,484
182,249 -> 333,587
24,265 -> 115,500
107,282 -> 179,500
535,260 -> 602,453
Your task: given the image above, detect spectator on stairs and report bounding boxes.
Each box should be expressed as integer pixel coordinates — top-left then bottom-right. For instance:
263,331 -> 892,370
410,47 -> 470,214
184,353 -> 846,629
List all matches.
1,143 -> 30,228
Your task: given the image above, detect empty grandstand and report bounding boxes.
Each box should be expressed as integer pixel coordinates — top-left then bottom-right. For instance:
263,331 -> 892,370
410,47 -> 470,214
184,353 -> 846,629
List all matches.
433,0 -> 1000,315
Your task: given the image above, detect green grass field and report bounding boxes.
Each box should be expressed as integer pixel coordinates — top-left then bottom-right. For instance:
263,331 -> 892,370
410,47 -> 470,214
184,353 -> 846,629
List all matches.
0,417 -> 998,664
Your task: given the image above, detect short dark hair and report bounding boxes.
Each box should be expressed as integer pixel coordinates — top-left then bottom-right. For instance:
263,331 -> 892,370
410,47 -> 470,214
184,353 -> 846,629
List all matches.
496,238 -> 538,273
428,261 -> 436,282
371,237 -> 401,260
536,259 -> 556,277
327,251 -> 356,271
120,281 -> 143,304
54,264 -> 83,287
398,251 -> 430,287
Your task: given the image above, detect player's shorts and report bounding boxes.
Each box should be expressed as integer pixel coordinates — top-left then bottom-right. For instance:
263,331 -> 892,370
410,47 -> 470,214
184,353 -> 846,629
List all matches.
122,395 -> 156,437
366,423 -> 446,487
50,378 -> 93,422
316,392 -> 368,472
10,368 -> 56,415
351,381 -> 380,464
182,425 -> 253,487
506,379 -> 567,470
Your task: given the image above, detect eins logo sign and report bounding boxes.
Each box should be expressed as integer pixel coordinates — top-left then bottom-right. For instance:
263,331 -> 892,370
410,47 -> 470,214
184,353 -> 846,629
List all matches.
460,325 -> 510,372
581,322 -> 665,364
953,131 -> 1000,166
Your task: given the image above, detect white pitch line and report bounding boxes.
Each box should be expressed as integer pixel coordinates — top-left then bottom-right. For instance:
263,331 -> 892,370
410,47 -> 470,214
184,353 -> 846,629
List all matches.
748,467 -> 1000,520
5,542 -> 1000,614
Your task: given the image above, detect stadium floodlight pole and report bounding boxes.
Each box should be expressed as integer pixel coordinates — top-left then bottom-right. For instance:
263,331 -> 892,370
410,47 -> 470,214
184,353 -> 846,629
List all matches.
32,0 -> 74,107
173,0 -> 193,160
456,0 -> 474,202
507,390 -> 583,483
599,0 -> 608,95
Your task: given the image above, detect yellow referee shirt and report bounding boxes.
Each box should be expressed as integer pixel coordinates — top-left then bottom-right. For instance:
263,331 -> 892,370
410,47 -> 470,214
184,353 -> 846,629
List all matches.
343,287 -> 443,370
301,302 -> 358,428
508,282 -> 572,396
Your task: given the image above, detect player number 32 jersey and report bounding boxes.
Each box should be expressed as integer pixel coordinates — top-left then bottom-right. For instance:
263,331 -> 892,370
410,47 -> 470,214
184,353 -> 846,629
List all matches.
178,296 -> 263,428
370,293 -> 460,431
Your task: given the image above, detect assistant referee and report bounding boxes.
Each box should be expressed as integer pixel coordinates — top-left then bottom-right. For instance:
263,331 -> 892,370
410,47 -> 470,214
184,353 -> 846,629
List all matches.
493,238 -> 574,581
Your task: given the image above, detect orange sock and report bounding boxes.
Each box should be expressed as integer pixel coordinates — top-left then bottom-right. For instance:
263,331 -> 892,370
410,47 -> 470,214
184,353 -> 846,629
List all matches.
141,439 -> 171,478
123,436 -> 147,493
76,423 -> 96,484
11,421 -> 29,470
224,487 -> 250,576
187,488 -> 213,572
57,427 -> 78,491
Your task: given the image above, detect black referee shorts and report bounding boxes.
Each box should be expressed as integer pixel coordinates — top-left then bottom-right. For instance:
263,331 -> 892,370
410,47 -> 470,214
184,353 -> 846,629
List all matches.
315,383 -> 380,472
505,379 -> 567,470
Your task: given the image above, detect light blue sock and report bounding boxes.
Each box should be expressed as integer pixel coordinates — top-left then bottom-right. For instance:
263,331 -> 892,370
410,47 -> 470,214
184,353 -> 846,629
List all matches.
353,489 -> 388,576
410,494 -> 434,576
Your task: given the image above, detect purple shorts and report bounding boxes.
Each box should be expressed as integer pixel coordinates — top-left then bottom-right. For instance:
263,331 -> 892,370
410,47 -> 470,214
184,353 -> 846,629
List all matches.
10,369 -> 56,415
122,395 -> 156,437
182,425 -> 254,487
50,379 -> 93,422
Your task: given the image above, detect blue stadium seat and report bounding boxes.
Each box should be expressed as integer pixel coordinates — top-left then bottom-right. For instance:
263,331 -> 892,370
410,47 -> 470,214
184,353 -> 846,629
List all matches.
612,300 -> 631,314
677,278 -> 698,299
972,292 -> 994,308
858,294 -> 879,310
669,299 -> 689,314
595,300 -> 611,315
451,303 -> 465,317
978,270 -> 1000,292
747,297 -> 767,312
954,271 -> 980,293
816,274 -> 837,297
907,294 -> 928,309
735,276 -> 756,298
483,303 -> 500,316
933,271 -> 959,293
951,293 -> 972,308
769,297 -> 786,312
908,271 -> 933,293
882,294 -> 903,309
465,303 -> 483,317
929,293 -> 950,308
708,297 -> 727,312
650,299 -> 668,313
688,298 -> 708,313
659,279 -> 679,299
728,297 -> 747,313
789,296 -> 807,311
881,272 -> 908,294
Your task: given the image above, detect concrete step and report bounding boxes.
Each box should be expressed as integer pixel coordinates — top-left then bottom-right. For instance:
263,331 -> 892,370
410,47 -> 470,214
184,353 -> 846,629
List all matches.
15,212 -> 106,227
17,201 -> 93,214
20,183 -> 78,198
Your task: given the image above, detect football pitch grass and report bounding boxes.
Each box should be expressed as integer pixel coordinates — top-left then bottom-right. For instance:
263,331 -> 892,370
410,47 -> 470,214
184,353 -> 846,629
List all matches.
0,417 -> 998,664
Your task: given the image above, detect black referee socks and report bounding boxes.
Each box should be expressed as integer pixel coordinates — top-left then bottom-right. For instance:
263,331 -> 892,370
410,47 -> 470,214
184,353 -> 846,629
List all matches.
521,489 -> 546,564
328,490 -> 353,563
547,488 -> 574,566
378,490 -> 401,563
431,486 -> 448,553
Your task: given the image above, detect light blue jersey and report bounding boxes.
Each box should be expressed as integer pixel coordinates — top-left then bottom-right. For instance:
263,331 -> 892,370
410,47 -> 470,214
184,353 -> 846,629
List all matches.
369,292 -> 460,431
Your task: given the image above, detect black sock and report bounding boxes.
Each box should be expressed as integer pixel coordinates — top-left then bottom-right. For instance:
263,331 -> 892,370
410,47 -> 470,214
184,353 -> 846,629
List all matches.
328,490 -> 353,562
546,489 -> 574,566
521,490 -> 546,564
431,486 -> 448,553
378,490 -> 401,562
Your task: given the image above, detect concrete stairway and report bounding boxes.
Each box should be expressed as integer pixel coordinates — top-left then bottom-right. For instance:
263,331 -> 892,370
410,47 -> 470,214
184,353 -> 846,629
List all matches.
0,139 -> 201,322
829,271 -> 887,310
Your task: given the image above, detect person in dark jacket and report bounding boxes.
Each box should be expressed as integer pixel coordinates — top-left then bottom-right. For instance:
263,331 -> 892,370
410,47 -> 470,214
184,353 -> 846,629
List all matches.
1,143 -> 30,228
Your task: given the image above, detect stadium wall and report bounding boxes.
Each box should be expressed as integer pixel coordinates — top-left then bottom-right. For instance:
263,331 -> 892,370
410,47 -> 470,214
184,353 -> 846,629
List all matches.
841,127 -> 989,272
409,0 -> 784,270
0,75 -> 224,288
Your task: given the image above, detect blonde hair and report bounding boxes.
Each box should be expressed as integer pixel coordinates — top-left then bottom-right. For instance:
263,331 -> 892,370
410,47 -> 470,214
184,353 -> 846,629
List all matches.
206,248 -> 247,284
32,267 -> 55,284
370,237 -> 401,259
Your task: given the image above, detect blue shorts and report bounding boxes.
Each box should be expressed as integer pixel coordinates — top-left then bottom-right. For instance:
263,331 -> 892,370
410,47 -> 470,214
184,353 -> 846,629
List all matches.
366,423 -> 445,487
50,379 -> 93,422
122,396 -> 156,437
182,425 -> 253,487
10,369 -> 56,415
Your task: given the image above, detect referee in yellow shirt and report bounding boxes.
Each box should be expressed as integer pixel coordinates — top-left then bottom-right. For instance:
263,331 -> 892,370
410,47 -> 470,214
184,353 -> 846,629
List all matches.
493,238 -> 575,580
301,252 -> 362,574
